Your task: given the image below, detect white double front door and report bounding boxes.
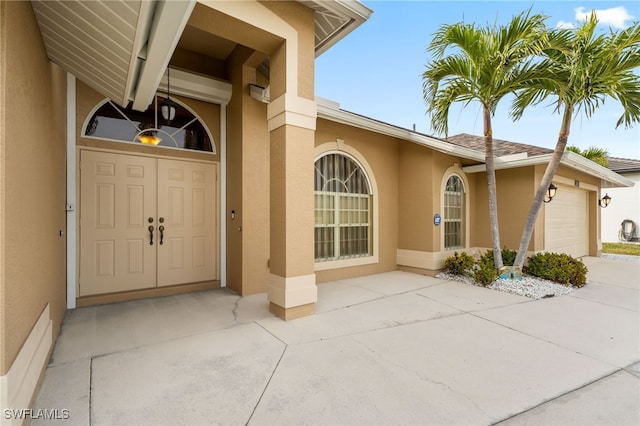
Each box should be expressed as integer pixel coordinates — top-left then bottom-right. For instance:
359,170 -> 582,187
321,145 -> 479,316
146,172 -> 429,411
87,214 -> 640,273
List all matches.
79,150 -> 218,296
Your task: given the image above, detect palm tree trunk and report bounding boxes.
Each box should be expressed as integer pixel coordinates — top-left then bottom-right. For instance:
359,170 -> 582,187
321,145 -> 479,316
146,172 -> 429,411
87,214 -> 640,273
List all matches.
514,105 -> 574,268
483,106 -> 503,269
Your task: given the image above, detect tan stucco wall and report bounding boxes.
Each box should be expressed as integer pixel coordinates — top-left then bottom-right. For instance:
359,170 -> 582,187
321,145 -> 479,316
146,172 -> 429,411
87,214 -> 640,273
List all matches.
217,1 -> 316,295
261,1 -> 315,100
474,167 -> 535,251
224,46 -> 272,295
474,164 -> 602,253
314,120 -> 399,283
398,142 -> 434,252
0,1 -> 67,374
398,141 -> 477,254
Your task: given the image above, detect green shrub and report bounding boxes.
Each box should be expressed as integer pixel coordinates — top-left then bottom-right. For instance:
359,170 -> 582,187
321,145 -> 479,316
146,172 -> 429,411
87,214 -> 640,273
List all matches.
444,251 -> 475,276
481,247 -> 517,267
524,252 -> 588,287
501,247 -> 517,266
474,250 -> 498,285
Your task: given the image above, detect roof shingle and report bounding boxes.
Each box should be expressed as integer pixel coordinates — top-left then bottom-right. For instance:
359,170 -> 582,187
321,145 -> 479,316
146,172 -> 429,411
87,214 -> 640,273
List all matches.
607,157 -> 640,173
446,133 -> 553,157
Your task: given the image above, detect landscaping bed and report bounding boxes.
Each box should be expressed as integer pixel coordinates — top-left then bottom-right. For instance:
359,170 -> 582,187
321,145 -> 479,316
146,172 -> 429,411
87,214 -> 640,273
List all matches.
439,249 -> 586,299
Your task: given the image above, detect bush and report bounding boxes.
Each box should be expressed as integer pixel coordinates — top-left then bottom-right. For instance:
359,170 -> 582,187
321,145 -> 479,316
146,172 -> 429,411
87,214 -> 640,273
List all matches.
474,250 -> 498,286
502,247 -> 517,266
481,247 -> 517,267
444,251 -> 475,276
524,252 -> 588,287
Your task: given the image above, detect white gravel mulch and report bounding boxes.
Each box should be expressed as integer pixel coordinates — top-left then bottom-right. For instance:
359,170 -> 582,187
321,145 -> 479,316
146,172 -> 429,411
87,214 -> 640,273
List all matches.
436,272 -> 577,300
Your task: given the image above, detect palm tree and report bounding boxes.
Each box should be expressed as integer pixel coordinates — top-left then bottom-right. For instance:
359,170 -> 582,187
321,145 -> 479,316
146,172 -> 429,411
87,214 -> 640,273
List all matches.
423,11 -> 548,269
566,146 -> 610,167
511,14 -> 640,269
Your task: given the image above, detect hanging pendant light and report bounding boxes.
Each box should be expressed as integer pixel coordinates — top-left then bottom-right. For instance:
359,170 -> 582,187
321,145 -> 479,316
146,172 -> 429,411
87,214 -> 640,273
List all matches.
137,121 -> 161,145
161,67 -> 177,123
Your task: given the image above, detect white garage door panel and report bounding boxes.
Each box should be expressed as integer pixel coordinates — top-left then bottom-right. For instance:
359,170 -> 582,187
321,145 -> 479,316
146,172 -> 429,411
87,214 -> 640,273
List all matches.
544,185 -> 589,258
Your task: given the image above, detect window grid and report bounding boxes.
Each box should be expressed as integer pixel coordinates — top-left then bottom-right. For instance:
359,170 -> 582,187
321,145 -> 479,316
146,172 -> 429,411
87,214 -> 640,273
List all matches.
314,154 -> 372,262
444,176 -> 465,250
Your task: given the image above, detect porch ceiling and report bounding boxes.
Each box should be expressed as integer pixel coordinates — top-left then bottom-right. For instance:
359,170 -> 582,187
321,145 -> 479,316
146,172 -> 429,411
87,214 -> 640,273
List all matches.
30,0 -> 370,111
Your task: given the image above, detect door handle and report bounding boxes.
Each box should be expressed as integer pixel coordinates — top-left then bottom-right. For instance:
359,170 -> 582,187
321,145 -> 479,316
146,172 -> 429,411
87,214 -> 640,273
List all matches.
148,225 -> 154,245
159,225 -> 164,245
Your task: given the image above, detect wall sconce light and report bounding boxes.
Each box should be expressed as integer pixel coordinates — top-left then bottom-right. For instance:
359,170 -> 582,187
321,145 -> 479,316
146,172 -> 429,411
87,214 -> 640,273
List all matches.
161,67 -> 177,123
543,182 -> 557,203
599,193 -> 612,208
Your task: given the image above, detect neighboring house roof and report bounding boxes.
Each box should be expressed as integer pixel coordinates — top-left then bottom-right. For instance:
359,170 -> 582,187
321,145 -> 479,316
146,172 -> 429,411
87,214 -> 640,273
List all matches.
608,157 -> 640,173
446,133 -> 553,157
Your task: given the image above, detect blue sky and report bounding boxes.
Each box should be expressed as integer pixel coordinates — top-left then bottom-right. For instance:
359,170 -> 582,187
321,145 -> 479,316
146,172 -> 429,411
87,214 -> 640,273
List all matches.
315,1 -> 640,159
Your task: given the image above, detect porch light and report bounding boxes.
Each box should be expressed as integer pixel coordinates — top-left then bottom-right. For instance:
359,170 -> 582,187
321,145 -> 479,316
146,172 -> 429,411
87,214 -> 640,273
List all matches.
137,132 -> 161,145
543,182 -> 557,203
161,67 -> 177,123
599,193 -> 612,208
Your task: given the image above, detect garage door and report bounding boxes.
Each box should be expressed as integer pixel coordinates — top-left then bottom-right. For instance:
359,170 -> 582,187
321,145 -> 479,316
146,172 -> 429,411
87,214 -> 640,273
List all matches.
544,184 -> 589,257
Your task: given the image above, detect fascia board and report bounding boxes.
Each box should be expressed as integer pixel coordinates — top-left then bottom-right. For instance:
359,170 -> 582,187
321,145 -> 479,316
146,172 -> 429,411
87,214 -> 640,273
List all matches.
317,103 -> 484,162
131,0 -> 196,111
563,151 -> 635,188
463,152 -> 635,188
124,1 -> 156,107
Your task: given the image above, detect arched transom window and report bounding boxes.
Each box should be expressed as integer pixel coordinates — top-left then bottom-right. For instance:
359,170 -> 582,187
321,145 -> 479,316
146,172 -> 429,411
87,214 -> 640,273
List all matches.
444,175 -> 465,250
314,153 -> 372,262
84,97 -> 214,153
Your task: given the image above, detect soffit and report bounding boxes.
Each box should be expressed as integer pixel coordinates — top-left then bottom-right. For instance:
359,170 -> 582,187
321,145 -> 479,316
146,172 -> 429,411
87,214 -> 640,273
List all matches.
31,0 -> 143,106
177,1 -> 372,63
30,0 -> 369,110
301,0 -> 373,56
31,0 -> 194,111
177,26 -> 237,60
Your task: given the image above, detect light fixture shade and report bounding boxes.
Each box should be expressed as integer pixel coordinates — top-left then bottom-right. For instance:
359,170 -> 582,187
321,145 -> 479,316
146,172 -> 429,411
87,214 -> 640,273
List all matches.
547,182 -> 557,199
138,134 -> 161,145
161,99 -> 177,122
600,193 -> 612,208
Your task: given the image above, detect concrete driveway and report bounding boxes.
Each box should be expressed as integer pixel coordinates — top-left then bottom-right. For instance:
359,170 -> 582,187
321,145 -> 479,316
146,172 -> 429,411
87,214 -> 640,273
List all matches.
30,256 -> 639,425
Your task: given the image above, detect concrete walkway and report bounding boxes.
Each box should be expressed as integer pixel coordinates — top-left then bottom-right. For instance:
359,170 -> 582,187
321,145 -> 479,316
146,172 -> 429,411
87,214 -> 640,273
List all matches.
30,257 -> 639,425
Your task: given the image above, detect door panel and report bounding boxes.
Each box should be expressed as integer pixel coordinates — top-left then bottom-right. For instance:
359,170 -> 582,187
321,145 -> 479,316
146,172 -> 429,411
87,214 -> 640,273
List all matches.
80,151 -> 157,296
157,159 -> 218,286
544,185 -> 589,257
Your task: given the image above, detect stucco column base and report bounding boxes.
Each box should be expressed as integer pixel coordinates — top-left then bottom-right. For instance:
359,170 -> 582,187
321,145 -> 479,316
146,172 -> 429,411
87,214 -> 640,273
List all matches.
269,302 -> 315,320
268,273 -> 317,320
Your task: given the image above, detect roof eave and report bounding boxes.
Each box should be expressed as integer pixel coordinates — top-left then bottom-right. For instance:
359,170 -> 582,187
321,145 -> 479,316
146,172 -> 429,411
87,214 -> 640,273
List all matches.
130,0 -> 196,111
462,151 -> 635,188
303,0 -> 373,57
316,99 -> 485,162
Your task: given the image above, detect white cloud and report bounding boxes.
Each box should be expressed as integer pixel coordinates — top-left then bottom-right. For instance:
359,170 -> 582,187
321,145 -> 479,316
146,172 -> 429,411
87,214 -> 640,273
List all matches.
574,6 -> 634,28
556,20 -> 576,29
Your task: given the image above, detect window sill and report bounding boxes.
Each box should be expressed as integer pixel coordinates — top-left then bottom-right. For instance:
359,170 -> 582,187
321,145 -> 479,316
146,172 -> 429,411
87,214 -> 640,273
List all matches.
314,255 -> 378,271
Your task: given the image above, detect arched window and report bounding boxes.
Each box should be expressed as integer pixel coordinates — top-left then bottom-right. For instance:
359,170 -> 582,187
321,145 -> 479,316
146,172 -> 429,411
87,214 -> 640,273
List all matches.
444,175 -> 465,250
314,153 -> 372,262
84,97 -> 214,153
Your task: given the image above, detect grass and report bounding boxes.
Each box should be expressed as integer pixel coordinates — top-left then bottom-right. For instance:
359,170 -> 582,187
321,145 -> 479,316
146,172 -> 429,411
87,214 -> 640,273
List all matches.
602,243 -> 640,256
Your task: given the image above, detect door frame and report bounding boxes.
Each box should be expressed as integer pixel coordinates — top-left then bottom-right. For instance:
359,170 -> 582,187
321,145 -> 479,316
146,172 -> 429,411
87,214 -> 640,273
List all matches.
66,74 -> 229,309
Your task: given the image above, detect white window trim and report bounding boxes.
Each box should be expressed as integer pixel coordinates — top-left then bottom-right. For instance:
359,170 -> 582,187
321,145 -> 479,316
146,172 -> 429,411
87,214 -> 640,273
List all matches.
441,167 -> 470,253
314,142 -> 379,271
